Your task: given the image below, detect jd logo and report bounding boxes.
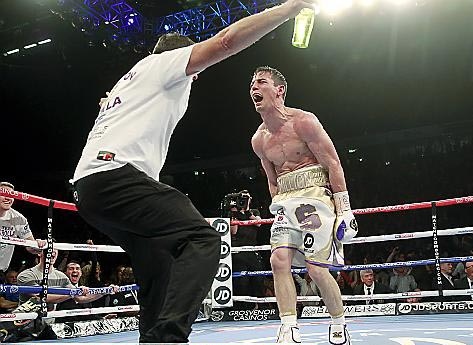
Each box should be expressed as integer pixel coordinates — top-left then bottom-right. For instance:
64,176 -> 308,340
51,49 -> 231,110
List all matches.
215,263 -> 231,282
220,241 -> 230,259
390,338 -> 466,345
304,233 -> 314,248
212,219 -> 230,236
214,287 -> 232,305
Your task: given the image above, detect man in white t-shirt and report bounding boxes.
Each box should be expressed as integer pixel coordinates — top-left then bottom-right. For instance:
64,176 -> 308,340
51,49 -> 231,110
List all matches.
0,182 -> 44,272
71,0 -> 318,342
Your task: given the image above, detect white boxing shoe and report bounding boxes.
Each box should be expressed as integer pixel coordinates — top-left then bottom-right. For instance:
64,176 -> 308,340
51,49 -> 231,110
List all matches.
276,324 -> 301,343
329,324 -> 351,345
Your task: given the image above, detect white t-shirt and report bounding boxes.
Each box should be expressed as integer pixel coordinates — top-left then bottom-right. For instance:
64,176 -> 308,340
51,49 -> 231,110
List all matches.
73,45 -> 195,182
18,264 -> 71,311
0,208 -> 33,271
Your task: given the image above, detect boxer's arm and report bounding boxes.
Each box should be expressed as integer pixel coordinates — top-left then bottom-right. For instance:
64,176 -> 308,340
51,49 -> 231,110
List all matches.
261,158 -> 278,198
252,132 -> 278,198
296,112 -> 358,242
186,0 -> 312,75
295,113 -> 346,192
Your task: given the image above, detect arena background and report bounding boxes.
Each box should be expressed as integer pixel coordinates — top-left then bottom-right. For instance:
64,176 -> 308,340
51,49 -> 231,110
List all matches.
1,0 -> 472,280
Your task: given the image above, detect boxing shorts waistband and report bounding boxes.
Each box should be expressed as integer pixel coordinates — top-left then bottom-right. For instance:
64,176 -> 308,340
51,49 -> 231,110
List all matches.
277,165 -> 329,194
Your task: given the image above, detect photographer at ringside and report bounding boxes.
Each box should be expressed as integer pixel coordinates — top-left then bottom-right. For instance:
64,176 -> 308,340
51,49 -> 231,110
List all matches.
221,190 -> 264,309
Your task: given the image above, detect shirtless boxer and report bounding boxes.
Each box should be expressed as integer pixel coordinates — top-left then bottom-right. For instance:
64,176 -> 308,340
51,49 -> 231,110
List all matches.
251,66 -> 358,344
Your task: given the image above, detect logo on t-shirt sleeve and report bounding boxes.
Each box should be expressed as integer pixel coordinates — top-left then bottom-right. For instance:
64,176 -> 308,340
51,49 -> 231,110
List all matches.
97,151 -> 116,161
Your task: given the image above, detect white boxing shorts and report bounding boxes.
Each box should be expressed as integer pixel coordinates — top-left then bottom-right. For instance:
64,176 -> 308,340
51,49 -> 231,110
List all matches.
269,165 -> 344,267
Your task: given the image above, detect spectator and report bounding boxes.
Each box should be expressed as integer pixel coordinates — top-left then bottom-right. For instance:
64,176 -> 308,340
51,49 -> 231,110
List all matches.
412,264 -> 435,291
294,273 -> 320,307
374,269 -> 390,287
390,267 -> 417,293
334,272 -> 353,297
108,264 -> 126,286
80,241 -> 104,287
226,190 -> 264,310
454,260 -> 473,300
8,249 -> 104,341
344,259 -> 359,289
353,269 -> 392,304
0,270 -> 19,312
261,277 -> 277,310
109,267 -> 139,317
56,261 -> 111,322
432,262 -> 457,301
0,182 -> 45,273
16,249 -> 98,315
79,240 -> 108,309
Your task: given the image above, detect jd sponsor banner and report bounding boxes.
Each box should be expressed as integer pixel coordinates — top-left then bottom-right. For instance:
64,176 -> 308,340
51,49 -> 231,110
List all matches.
397,301 -> 473,315
301,303 -> 396,318
210,308 -> 278,322
210,218 -> 233,308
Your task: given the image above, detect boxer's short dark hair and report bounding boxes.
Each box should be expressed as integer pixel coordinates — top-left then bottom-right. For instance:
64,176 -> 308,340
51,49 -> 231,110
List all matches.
253,66 -> 287,100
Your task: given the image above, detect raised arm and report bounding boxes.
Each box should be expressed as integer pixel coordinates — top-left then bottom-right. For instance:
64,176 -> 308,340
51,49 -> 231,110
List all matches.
186,0 -> 317,75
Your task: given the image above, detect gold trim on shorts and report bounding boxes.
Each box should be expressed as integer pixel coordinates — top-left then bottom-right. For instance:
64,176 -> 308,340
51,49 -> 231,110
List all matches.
277,165 -> 329,194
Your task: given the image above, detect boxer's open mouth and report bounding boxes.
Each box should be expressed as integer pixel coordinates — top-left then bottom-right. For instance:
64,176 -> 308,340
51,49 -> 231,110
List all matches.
252,93 -> 263,103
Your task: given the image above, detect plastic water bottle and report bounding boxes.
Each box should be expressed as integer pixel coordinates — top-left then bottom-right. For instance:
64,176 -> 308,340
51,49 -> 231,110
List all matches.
292,8 -> 315,49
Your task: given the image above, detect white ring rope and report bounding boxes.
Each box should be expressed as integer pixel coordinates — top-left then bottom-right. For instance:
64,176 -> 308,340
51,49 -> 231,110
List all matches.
230,226 -> 473,253
0,312 -> 38,322
0,237 -> 125,253
228,288 -> 473,304
0,305 -> 140,322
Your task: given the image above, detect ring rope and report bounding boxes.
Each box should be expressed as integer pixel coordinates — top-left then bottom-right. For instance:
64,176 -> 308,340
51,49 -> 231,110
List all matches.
230,195 -> 473,226
0,284 -> 139,296
0,312 -> 38,322
230,226 -> 473,253
230,289 -> 473,304
1,225 -> 470,254
47,305 -> 139,318
0,305 -> 140,322
0,187 -> 76,211
203,288 -> 473,305
1,187 -> 472,220
232,255 -> 473,277
0,237 -> 126,252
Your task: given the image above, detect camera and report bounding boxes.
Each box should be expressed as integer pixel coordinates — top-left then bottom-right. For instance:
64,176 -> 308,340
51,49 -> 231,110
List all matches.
221,190 -> 251,214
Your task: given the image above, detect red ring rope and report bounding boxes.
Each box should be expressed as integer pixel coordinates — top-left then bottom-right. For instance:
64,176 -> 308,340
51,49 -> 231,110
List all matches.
1,187 -> 472,225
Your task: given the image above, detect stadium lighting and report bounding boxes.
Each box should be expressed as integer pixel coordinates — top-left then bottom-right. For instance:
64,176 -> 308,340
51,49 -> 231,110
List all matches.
320,0 -> 353,16
4,38 -> 52,57
6,49 -> 20,55
38,39 -> 52,45
390,0 -> 410,5
360,0 -> 376,7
